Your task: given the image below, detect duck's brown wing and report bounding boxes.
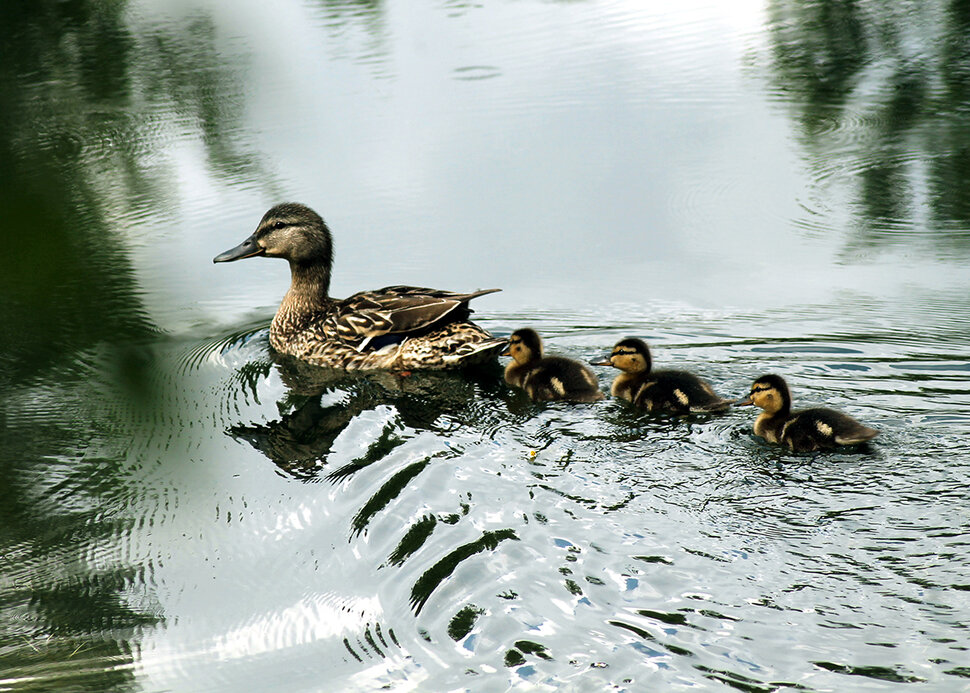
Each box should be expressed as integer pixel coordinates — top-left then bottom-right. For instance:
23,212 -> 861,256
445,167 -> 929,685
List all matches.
326,287 -> 500,343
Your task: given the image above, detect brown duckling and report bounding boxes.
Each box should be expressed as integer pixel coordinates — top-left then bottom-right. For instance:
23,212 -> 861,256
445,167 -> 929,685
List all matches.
592,338 -> 732,413
213,203 -> 505,370
738,374 -> 878,452
503,328 -> 604,403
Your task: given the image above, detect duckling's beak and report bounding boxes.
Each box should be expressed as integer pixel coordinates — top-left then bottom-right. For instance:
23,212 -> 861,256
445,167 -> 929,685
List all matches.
589,357 -> 613,367
213,233 -> 264,263
500,346 -> 511,357
736,395 -> 754,406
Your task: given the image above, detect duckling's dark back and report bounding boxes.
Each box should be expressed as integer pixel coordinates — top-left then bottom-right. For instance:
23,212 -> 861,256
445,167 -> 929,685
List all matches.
630,370 -> 732,413
520,356 -> 604,403
781,407 -> 878,452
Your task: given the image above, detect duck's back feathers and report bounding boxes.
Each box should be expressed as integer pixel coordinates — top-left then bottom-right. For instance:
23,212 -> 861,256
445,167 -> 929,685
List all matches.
780,407 -> 878,452
741,374 -> 878,452
270,285 -> 503,369
624,370 -> 732,413
509,356 -> 604,403
328,287 -> 500,344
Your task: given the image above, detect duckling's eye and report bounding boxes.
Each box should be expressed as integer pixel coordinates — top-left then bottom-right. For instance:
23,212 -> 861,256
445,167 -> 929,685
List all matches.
273,221 -> 287,230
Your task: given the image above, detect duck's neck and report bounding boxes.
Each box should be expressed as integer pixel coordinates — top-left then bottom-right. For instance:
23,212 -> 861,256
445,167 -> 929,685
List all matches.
754,403 -> 790,442
754,411 -> 785,442
610,371 -> 641,399
270,263 -> 333,345
504,359 -> 533,386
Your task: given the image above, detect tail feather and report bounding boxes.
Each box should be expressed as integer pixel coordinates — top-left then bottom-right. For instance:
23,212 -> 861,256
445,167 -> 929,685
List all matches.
690,397 -> 735,413
835,426 -> 878,445
445,337 -> 508,366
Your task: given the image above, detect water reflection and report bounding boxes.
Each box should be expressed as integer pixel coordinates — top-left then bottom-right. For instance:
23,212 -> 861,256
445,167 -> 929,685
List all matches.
2,5 -> 149,685
222,351 -> 533,622
226,354 -> 507,479
765,0 -> 970,247
0,2 -> 276,688
3,0 -> 970,690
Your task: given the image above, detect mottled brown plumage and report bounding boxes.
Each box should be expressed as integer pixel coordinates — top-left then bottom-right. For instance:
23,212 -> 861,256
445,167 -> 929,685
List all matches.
214,203 -> 504,369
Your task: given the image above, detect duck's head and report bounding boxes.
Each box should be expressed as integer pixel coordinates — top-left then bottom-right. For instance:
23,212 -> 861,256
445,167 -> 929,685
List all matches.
502,328 -> 543,365
591,338 -> 651,374
213,203 -> 333,268
737,374 -> 791,414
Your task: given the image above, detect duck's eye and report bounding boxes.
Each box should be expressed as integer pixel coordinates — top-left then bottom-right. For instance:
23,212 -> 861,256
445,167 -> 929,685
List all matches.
273,221 -> 286,230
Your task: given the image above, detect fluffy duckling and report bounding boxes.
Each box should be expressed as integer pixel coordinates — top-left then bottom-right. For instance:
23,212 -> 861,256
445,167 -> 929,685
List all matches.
592,338 -> 732,413
213,203 -> 505,370
503,328 -> 604,403
738,374 -> 878,452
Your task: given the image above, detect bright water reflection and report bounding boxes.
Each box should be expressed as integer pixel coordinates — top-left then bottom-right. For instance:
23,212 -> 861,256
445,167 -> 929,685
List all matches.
1,0 -> 969,691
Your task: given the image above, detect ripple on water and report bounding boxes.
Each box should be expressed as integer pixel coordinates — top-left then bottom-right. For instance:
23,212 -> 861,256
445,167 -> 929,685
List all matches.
25,292 -> 967,692
452,65 -> 502,81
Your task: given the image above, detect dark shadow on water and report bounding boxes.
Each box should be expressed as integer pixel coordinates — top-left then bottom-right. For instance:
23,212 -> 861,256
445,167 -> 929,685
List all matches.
225,354 -> 525,625
409,529 -> 520,615
227,353 -> 508,480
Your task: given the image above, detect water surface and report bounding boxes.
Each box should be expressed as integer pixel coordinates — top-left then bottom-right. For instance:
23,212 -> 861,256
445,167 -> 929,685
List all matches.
2,0 -> 969,691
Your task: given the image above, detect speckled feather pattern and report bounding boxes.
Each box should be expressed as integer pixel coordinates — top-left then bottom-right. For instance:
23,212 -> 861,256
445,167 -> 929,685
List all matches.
214,204 -> 505,371
270,290 -> 504,370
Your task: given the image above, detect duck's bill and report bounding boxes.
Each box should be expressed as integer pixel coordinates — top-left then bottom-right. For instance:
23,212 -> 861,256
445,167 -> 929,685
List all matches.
213,234 -> 264,263
735,395 -> 754,406
589,359 -> 612,366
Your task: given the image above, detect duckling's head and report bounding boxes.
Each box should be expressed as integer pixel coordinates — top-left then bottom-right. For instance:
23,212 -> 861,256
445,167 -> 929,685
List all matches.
738,374 -> 791,414
503,328 -> 543,366
592,338 -> 651,374
214,203 -> 333,268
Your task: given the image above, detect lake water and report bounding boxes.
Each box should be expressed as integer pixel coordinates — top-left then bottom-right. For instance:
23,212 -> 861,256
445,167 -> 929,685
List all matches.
2,0 -> 969,691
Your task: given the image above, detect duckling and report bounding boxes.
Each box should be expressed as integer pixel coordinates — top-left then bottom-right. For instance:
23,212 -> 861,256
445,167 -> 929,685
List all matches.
214,203 -> 506,370
738,374 -> 878,452
503,328 -> 604,403
591,338 -> 732,413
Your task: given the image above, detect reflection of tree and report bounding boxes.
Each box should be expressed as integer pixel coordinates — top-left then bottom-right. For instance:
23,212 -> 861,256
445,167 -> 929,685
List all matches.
308,0 -> 389,73
1,4 -> 154,688
765,0 -> 970,251
0,2 -> 279,688
0,2 -> 277,380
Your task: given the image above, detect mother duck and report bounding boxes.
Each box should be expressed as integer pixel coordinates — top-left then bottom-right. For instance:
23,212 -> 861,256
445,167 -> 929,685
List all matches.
214,203 -> 505,370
